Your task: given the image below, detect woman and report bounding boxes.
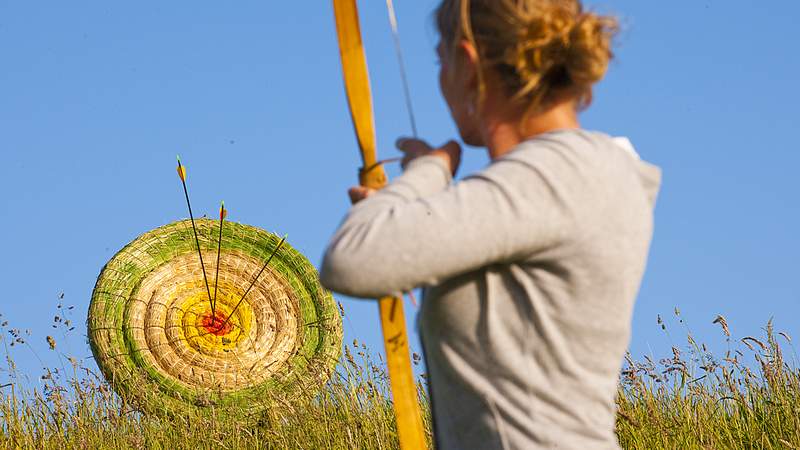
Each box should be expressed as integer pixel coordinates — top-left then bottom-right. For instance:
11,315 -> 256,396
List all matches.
321,0 -> 660,448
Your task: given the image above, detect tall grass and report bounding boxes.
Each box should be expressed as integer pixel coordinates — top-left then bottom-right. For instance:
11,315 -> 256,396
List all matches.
617,312 -> 800,449
1,304 -> 798,449
0,303 -> 431,449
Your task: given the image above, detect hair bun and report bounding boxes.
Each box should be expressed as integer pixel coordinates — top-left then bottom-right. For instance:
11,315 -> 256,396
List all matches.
565,12 -> 618,87
513,7 -> 576,100
436,0 -> 619,112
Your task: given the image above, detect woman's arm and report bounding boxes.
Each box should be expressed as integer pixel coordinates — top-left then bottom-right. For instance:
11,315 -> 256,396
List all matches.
319,144 -> 577,299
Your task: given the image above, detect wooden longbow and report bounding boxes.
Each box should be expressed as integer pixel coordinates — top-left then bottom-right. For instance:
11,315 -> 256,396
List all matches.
332,1 -> 427,448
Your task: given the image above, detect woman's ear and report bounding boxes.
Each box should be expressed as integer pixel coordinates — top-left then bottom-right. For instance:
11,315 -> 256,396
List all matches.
457,39 -> 480,92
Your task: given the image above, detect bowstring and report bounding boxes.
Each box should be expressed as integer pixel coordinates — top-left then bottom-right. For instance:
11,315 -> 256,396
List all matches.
386,0 -> 418,138
386,0 -> 420,308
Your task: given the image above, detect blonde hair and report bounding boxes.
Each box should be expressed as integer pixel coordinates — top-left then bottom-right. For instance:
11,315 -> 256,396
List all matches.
436,0 -> 618,113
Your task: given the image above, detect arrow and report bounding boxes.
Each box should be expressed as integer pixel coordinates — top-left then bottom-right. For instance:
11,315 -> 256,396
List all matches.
176,156 -> 214,312
220,235 -> 286,329
212,201 -> 227,316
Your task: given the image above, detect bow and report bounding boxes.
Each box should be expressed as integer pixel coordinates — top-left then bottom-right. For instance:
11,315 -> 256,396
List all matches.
332,1 -> 426,448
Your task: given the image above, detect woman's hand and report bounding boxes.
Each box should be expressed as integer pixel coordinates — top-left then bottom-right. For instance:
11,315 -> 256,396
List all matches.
397,138 -> 462,177
348,186 -> 375,204
347,139 -> 462,205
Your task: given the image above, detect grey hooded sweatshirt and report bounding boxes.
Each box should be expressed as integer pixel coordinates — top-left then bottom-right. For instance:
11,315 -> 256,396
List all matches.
320,129 -> 661,450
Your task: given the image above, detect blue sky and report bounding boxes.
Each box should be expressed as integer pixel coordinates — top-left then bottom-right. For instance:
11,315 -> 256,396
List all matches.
1,1 -> 798,382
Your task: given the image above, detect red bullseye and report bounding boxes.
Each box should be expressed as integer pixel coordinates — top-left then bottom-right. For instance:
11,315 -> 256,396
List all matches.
201,311 -> 233,336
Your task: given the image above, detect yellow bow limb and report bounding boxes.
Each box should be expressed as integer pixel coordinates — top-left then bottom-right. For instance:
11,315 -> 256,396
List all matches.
333,1 -> 427,448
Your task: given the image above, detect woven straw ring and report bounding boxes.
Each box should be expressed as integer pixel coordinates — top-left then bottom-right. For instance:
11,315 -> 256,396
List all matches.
88,219 -> 342,418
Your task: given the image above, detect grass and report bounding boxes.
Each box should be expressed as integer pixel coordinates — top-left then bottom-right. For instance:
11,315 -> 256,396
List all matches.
617,312 -> 800,449
0,302 -> 432,450
1,304 -> 798,449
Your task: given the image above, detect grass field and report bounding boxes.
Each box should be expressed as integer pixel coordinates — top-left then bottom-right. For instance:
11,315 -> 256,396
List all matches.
1,307 -> 798,449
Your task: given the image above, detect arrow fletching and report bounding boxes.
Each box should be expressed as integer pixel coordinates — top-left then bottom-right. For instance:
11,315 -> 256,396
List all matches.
220,201 -> 227,220
176,156 -> 187,182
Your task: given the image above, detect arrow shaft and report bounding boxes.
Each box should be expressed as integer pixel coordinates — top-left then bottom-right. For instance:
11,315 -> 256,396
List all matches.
179,170 -> 214,310
221,236 -> 286,329
212,207 -> 225,315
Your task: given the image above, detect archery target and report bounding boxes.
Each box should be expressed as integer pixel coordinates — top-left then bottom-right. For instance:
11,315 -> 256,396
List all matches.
88,219 -> 341,417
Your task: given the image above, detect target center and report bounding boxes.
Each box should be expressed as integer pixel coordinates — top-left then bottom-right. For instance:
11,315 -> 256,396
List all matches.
201,311 -> 233,336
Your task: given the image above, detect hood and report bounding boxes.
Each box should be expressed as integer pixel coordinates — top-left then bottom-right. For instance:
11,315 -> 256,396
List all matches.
613,136 -> 662,207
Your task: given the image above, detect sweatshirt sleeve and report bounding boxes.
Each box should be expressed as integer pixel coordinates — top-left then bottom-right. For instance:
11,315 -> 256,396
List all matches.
319,149 -> 577,299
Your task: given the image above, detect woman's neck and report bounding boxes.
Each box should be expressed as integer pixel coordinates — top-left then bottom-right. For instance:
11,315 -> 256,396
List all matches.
483,99 -> 580,160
